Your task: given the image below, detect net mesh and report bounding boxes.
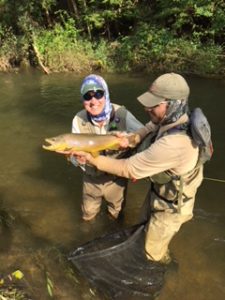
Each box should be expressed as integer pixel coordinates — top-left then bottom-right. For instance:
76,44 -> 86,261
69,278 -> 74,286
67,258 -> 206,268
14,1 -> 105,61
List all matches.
69,224 -> 166,300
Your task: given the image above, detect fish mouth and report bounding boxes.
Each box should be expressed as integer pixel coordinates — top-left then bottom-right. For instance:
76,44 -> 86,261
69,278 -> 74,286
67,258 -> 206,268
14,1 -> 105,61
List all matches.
42,138 -> 68,151
42,138 -> 55,150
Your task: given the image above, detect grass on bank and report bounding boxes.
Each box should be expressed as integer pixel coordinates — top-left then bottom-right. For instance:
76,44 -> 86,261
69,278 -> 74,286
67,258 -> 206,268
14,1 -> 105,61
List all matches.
0,22 -> 224,76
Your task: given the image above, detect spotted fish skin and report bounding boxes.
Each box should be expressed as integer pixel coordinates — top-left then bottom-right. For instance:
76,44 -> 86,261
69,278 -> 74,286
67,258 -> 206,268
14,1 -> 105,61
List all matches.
42,133 -> 137,156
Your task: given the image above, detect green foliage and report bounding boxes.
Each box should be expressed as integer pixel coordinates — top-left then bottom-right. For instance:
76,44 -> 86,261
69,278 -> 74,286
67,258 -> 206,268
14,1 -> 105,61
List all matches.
0,25 -> 19,70
46,272 -> 54,297
152,0 -> 225,44
78,0 -> 140,39
112,24 -> 172,71
112,22 -> 224,74
86,12 -> 105,29
0,0 -> 224,75
33,20 -> 95,72
0,287 -> 29,300
91,39 -> 114,71
0,25 -> 16,55
35,18 -> 79,54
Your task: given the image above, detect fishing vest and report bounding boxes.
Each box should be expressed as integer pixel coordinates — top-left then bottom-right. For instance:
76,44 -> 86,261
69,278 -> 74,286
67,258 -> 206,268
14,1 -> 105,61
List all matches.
141,109 -> 211,212
151,108 -> 212,190
76,103 -> 130,177
76,103 -> 127,134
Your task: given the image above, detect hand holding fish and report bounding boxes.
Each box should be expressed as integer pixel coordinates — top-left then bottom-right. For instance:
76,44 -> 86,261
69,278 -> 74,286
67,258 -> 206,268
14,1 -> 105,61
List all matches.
110,131 -> 131,148
70,151 -> 93,165
42,132 -> 139,157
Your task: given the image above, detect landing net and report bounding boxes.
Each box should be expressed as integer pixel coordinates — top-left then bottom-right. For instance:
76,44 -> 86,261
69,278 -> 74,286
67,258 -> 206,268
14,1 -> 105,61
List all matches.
69,224 -> 165,300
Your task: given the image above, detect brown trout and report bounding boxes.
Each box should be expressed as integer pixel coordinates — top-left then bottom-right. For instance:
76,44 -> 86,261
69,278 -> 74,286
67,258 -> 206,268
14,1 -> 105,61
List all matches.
42,133 -> 137,156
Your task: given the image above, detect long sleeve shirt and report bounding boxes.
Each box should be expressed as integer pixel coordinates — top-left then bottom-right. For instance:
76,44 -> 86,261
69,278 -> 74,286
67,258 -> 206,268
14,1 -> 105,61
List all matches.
89,114 -> 199,180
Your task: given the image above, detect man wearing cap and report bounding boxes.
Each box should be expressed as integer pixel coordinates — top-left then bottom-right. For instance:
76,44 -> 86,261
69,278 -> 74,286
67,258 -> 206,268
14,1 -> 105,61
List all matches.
71,74 -> 143,221
71,73 -> 204,263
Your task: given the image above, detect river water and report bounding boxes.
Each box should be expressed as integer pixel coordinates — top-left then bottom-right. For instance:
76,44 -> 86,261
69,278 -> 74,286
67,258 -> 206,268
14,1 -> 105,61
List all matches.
0,71 -> 224,300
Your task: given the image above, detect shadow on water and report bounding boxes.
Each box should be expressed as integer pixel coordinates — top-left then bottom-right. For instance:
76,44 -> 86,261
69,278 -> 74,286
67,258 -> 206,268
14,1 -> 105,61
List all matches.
0,71 -> 225,299
0,201 -> 102,300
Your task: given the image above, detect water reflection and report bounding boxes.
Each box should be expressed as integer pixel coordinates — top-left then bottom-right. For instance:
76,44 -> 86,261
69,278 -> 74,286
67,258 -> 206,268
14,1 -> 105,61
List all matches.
0,71 -> 224,299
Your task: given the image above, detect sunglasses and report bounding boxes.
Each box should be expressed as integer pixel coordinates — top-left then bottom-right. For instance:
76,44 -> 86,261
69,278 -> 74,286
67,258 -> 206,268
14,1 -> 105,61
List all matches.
83,90 -> 104,101
144,105 -> 159,111
144,101 -> 167,111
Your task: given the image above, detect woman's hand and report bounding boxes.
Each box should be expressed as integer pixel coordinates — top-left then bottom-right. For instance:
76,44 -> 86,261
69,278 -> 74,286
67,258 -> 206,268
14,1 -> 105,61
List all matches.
70,151 -> 93,165
54,149 -> 93,165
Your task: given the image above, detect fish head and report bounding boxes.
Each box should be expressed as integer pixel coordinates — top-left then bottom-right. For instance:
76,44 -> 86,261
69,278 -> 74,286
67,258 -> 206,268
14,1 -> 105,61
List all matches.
42,134 -> 69,151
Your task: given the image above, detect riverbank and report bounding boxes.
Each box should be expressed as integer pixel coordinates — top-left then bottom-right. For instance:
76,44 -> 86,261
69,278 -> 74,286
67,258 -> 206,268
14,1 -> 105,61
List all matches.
1,26 -> 224,77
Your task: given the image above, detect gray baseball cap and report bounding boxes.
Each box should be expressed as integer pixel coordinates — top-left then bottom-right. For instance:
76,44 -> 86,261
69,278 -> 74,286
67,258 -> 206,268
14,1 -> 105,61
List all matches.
81,83 -> 104,96
137,73 -> 190,107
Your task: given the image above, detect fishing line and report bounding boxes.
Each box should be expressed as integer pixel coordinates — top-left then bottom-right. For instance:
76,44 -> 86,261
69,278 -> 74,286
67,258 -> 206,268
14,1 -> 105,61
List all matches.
204,177 -> 225,183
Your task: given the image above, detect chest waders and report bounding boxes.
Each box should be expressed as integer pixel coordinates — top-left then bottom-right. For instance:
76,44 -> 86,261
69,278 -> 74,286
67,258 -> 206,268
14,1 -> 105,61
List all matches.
69,110 -> 212,297
69,106 -> 166,298
151,167 -> 193,214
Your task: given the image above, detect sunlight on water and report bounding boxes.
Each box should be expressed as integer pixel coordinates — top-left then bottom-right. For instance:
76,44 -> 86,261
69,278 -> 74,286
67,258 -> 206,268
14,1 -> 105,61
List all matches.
0,71 -> 224,299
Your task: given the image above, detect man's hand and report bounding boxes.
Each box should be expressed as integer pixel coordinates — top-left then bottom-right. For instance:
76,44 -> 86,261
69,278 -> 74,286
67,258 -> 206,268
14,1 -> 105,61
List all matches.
112,131 -> 140,149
